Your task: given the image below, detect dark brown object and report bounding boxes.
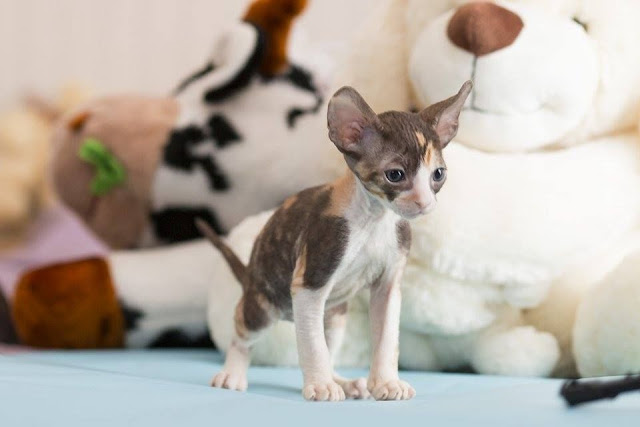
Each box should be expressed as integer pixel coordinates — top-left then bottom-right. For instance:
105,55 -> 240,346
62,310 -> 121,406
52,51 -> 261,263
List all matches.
561,375 -> 640,407
0,287 -> 17,343
12,258 -> 125,348
243,0 -> 308,76
447,2 -> 524,56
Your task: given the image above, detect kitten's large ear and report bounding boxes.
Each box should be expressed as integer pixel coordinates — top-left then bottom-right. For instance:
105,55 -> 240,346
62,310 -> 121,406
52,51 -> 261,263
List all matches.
327,86 -> 379,154
420,80 -> 472,147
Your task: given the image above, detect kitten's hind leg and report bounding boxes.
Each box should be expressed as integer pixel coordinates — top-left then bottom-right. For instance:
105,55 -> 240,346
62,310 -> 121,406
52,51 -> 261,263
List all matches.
212,292 -> 275,391
325,303 -> 370,399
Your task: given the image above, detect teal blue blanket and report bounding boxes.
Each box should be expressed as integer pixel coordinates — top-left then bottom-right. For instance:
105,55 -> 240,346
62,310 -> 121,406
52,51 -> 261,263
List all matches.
1,349 -> 637,426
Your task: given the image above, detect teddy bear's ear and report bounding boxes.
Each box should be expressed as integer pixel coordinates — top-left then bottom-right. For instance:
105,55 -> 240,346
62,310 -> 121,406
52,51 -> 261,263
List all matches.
420,80 -> 472,147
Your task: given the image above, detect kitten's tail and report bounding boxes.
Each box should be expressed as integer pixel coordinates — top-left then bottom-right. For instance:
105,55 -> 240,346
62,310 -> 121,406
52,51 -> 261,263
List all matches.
195,219 -> 247,289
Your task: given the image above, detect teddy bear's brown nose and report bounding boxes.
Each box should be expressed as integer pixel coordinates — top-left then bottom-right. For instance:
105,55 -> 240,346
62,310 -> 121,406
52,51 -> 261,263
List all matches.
447,2 -> 523,56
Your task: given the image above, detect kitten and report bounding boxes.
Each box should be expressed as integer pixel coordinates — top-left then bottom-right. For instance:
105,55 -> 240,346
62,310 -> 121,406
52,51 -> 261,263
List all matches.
197,81 -> 472,401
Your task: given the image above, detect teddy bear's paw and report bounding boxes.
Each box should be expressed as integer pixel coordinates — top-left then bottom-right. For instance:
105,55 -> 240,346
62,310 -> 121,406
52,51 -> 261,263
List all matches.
211,370 -> 248,391
502,279 -> 553,309
367,378 -> 416,401
471,326 -> 560,377
302,379 -> 346,401
334,376 -> 370,399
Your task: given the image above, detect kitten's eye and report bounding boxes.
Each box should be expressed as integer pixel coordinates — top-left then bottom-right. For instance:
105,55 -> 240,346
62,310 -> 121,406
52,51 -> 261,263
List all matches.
384,169 -> 405,183
432,168 -> 447,182
572,17 -> 588,32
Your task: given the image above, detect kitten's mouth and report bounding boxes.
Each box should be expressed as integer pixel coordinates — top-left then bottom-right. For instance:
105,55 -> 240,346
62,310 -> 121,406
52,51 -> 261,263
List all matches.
399,207 -> 430,219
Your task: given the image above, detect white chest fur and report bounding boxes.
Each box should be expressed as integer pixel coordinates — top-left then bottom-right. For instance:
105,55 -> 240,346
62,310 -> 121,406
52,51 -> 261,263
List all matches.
327,207 -> 403,308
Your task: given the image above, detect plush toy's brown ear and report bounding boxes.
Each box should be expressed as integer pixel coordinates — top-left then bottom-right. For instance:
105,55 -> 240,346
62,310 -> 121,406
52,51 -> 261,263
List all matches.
12,258 -> 125,349
243,0 -> 308,76
66,109 -> 92,132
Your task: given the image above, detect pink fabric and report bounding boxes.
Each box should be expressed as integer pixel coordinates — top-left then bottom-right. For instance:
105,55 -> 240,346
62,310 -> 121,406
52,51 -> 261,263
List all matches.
0,344 -> 30,354
0,204 -> 107,297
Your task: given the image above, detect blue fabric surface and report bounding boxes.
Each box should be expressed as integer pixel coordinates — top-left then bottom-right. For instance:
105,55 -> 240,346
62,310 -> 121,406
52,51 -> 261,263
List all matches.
1,349 -> 638,426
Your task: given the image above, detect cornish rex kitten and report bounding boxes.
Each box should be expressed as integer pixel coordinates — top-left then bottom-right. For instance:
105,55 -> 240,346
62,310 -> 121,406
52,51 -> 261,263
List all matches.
197,81 -> 472,401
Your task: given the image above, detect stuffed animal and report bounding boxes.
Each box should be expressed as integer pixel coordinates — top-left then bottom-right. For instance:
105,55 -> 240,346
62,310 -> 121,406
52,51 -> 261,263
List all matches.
207,0 -> 640,378
0,85 -> 125,348
52,0 -> 338,249
36,0 -> 340,348
572,230 -> 640,377
0,87 -> 221,349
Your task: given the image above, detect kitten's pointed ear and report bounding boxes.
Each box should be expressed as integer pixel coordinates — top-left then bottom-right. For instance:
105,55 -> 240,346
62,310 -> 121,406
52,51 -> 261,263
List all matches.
420,80 -> 472,147
327,86 -> 379,154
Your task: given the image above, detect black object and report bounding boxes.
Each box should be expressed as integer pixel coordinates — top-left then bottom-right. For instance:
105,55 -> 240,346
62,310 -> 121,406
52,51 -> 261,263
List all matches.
204,24 -> 266,104
0,288 -> 17,344
151,207 -> 225,243
163,126 -> 231,192
560,374 -> 640,406
174,62 -> 215,95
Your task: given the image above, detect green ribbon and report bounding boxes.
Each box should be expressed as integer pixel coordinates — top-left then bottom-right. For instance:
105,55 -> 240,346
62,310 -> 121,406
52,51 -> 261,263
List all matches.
78,138 -> 127,196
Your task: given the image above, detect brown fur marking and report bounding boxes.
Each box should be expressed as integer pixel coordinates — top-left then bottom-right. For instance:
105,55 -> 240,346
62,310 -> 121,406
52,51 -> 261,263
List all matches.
326,174 -> 356,216
290,245 -> 307,295
415,131 -> 427,149
396,220 -> 411,253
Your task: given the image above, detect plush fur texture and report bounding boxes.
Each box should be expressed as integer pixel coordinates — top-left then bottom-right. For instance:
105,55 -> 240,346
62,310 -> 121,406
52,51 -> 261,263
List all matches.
572,235 -> 640,377
0,109 -> 51,250
108,240 -> 219,348
0,85 -> 90,251
207,0 -> 640,377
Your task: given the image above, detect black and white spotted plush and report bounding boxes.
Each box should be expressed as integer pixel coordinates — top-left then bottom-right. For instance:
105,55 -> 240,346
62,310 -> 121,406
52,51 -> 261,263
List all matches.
145,22 -> 335,246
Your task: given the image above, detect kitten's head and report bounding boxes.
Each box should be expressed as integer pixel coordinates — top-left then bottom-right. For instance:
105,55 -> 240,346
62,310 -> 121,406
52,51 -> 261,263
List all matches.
327,81 -> 472,219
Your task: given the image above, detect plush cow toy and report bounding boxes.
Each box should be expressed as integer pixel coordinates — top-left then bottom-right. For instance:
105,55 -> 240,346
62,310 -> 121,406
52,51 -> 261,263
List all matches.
1,0 -> 336,349
53,0 -> 337,249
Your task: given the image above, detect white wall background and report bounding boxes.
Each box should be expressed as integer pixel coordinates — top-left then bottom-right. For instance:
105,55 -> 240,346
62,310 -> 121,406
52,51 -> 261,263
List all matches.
0,0 -> 378,109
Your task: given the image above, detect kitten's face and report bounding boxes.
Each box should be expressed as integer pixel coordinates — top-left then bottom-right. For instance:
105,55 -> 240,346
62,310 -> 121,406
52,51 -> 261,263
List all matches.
328,81 -> 472,219
348,112 -> 446,218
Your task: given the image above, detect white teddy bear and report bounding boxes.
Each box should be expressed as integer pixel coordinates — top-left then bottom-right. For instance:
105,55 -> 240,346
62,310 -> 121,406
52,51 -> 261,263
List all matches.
208,0 -> 640,377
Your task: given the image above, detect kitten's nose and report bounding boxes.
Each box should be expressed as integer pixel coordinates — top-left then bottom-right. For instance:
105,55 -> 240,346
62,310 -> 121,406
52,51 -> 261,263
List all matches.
414,200 -> 431,212
447,2 -> 523,56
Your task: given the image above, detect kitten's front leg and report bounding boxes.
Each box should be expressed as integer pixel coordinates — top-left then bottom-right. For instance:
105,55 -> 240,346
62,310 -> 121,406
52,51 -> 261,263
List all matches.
292,287 -> 345,402
325,303 -> 370,399
368,260 -> 415,400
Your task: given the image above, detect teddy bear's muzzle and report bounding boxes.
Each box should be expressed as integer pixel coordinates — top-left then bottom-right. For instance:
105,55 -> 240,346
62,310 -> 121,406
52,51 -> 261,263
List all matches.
447,2 -> 523,57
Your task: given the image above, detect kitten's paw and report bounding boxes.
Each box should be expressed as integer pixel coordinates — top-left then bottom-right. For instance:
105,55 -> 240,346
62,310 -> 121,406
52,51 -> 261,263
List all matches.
302,380 -> 346,401
335,377 -> 370,399
367,378 -> 415,401
210,370 -> 248,391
